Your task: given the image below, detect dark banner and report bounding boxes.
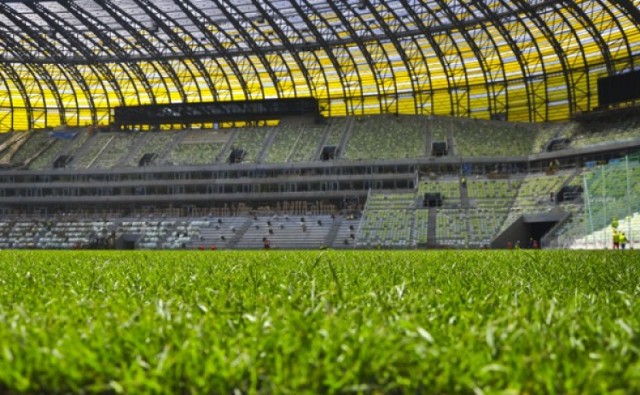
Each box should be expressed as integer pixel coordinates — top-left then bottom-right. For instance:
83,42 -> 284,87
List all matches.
598,70 -> 640,107
114,98 -> 319,126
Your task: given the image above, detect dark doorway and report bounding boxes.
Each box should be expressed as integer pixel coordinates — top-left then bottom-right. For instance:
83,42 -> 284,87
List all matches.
528,221 -> 557,247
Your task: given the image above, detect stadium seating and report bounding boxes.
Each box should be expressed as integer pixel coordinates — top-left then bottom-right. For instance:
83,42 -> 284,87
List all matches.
356,209 -> 414,247
235,215 -> 334,249
122,132 -> 178,167
331,217 -> 361,248
90,132 -> 139,168
229,127 -> 270,163
189,217 -> 251,249
286,124 -> 326,162
13,114 -> 640,171
26,137 -> 66,169
343,115 -> 425,160
322,117 -> 349,155
498,172 -> 571,232
413,209 -> 430,244
570,116 -> 640,149
434,209 -> 466,247
453,118 -> 536,157
429,116 -> 450,145
264,121 -> 302,163
165,129 -> 234,165
6,132 -> 53,167
0,132 -> 33,166
417,177 -> 461,207
365,192 -> 417,210
71,133 -> 116,169
465,178 -> 520,207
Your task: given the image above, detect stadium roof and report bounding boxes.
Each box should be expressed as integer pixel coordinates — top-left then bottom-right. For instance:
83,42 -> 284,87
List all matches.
0,0 -> 638,130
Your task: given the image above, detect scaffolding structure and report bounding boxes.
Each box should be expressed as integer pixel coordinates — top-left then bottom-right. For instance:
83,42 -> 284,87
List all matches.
0,0 -> 639,131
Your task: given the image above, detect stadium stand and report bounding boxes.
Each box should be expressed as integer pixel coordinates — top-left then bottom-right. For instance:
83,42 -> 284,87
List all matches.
319,117 -> 349,159
454,119 -> 536,157
229,127 -> 271,163
343,115 -> 425,160
121,132 -> 178,167
417,177 -> 461,207
165,129 -> 232,165
356,209 -> 414,248
5,112 -> 640,173
234,215 -> 334,249
285,123 -> 327,163
497,172 -> 571,232
264,120 -> 306,163
71,132 -> 116,169
569,115 -> 640,149
89,132 -> 139,168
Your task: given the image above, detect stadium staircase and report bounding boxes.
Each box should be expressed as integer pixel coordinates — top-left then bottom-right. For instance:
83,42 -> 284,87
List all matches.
426,209 -> 437,247
215,129 -> 240,163
335,117 -> 355,160
117,132 -> 152,167
459,178 -> 470,208
0,132 -> 32,166
0,132 -> 23,154
226,218 -> 253,248
556,168 -> 583,199
69,132 -> 105,168
257,127 -> 279,163
156,130 -> 187,164
21,139 -> 56,169
331,217 -> 360,248
540,208 -> 578,248
312,122 -> 333,160
324,216 -> 343,246
284,124 -> 307,162
446,123 -> 456,157
424,119 -> 432,157
86,135 -> 115,168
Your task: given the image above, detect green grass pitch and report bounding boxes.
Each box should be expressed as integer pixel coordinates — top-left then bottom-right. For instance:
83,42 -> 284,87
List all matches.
0,250 -> 638,394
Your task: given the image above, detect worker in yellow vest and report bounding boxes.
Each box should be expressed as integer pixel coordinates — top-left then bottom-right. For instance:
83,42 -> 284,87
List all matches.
619,232 -> 627,250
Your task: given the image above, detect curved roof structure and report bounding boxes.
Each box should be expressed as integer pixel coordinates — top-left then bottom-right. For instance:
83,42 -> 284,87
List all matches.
0,0 -> 638,131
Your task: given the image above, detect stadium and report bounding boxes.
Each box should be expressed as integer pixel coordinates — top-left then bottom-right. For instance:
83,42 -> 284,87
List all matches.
0,0 -> 639,250
0,0 -> 639,393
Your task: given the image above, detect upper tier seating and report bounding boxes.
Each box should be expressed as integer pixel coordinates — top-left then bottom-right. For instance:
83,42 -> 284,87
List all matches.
569,115 -> 640,149
286,124 -> 326,162
12,113 -> 640,170
323,117 -> 349,152
165,129 -> 233,165
124,132 -> 178,167
71,132 -> 115,169
429,116 -> 450,144
454,118 -> 536,157
264,120 -> 325,163
343,115 -> 425,160
90,132 -> 139,168
229,127 -> 270,163
9,132 -> 57,167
